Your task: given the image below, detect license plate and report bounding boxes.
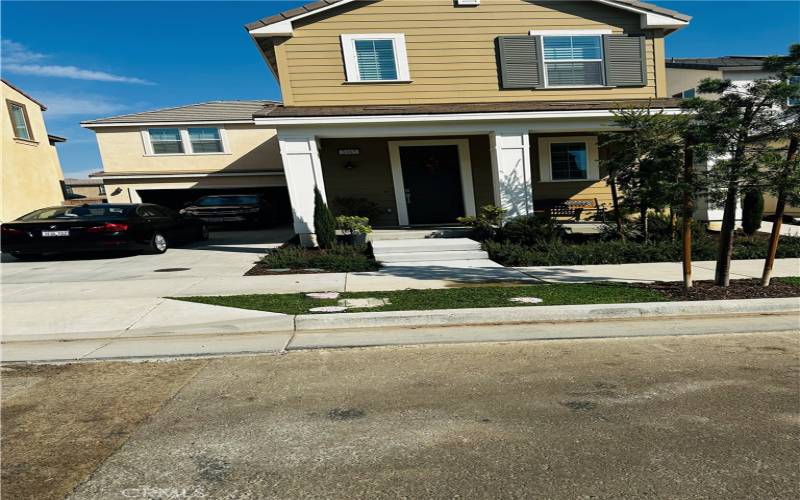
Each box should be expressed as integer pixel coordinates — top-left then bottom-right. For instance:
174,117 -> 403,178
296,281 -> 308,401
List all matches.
42,230 -> 69,237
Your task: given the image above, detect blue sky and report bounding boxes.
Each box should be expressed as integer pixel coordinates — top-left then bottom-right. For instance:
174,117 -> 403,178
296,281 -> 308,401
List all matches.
2,0 -> 798,177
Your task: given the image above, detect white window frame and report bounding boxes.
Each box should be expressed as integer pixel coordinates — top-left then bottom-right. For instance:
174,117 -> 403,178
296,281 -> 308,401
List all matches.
537,136 -> 600,183
530,29 -> 611,89
341,33 -> 411,83
141,126 -> 230,156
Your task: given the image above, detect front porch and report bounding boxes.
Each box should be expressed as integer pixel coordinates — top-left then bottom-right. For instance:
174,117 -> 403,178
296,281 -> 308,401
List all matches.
265,103 -> 681,245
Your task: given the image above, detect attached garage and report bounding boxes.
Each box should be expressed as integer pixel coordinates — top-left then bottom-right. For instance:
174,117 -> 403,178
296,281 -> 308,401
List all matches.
99,172 -> 292,226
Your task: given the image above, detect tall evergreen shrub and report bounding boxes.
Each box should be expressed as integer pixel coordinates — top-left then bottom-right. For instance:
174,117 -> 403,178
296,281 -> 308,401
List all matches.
313,187 -> 337,248
741,189 -> 764,236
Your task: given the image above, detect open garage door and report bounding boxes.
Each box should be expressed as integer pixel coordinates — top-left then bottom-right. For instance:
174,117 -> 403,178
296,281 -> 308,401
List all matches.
138,186 -> 292,225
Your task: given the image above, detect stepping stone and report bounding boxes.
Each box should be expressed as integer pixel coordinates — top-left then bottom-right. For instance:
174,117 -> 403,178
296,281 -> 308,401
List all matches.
309,306 -> 348,313
306,292 -> 340,299
338,297 -> 390,308
509,297 -> 543,304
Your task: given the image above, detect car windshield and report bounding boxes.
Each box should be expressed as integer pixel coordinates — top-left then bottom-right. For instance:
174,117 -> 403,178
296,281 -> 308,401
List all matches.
195,195 -> 259,206
18,206 -> 132,221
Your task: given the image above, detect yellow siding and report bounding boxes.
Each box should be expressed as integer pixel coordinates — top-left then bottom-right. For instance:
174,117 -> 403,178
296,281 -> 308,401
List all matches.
277,0 -> 663,106
1,82 -> 65,222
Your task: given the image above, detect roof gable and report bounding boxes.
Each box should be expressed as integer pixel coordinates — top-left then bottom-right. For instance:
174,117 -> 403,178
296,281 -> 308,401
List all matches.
245,0 -> 690,35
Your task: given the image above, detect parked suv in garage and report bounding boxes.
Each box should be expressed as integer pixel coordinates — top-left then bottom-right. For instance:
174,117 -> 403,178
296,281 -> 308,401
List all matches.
180,194 -> 275,227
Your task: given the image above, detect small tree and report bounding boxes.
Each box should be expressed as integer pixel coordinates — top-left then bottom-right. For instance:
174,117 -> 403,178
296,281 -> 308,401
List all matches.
741,188 -> 764,236
685,59 -> 797,286
761,44 -> 800,286
313,187 -> 336,248
600,106 -> 684,242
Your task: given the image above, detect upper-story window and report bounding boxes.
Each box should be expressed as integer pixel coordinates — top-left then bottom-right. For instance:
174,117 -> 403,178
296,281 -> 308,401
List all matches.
7,100 -> 34,141
341,34 -> 410,83
144,127 -> 228,155
188,128 -> 224,153
149,128 -> 184,154
542,35 -> 604,87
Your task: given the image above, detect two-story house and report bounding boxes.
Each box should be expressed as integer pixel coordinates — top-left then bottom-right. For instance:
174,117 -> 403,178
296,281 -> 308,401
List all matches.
2,79 -> 66,222
85,0 -> 691,245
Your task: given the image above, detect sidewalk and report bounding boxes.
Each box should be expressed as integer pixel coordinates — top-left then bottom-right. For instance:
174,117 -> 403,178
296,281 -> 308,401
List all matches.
3,258 -> 798,343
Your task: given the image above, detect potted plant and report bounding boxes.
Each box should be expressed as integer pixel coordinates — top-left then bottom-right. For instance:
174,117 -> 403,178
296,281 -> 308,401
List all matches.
336,215 -> 372,245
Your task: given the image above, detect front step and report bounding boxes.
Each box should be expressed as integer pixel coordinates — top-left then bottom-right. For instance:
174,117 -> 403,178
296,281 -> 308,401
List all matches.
369,227 -> 470,241
371,238 -> 488,264
372,238 -> 481,254
376,250 -> 489,263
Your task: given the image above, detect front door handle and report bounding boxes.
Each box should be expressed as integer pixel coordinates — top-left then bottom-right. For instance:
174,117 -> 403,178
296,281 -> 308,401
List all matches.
404,188 -> 411,204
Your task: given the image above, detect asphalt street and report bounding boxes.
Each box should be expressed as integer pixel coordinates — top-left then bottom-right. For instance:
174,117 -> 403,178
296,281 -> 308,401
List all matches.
2,331 -> 798,499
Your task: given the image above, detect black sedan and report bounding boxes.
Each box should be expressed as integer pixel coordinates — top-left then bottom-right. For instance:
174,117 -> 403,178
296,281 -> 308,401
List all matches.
1,204 -> 208,260
180,194 -> 275,227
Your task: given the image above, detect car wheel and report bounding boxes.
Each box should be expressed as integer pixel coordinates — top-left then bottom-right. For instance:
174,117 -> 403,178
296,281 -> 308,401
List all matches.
199,224 -> 210,241
149,232 -> 168,254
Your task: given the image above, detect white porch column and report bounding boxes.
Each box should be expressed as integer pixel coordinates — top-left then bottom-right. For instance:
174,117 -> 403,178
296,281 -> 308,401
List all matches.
278,133 -> 327,247
489,129 -> 534,218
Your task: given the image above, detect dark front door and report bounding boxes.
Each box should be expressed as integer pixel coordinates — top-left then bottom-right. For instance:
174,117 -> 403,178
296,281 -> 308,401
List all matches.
399,145 -> 465,225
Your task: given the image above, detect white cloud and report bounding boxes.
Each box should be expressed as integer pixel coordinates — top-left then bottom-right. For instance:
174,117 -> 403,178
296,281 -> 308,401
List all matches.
2,39 -> 46,64
35,92 -> 129,119
2,39 -> 153,85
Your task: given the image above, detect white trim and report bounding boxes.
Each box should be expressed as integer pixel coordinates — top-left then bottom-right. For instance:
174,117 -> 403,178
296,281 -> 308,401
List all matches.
387,139 -> 475,226
96,171 -> 285,180
141,125 -> 229,157
82,120 -> 255,129
535,32 -> 607,88
537,136 -> 600,182
255,107 -> 683,126
341,33 -> 410,83
529,29 -> 612,36
247,0 -> 687,37
248,1 -> 361,36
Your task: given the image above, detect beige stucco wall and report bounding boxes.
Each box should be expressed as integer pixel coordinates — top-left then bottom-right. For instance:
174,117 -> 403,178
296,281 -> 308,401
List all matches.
665,67 -> 722,97
1,82 -> 65,222
93,124 -> 283,174
275,0 -> 665,106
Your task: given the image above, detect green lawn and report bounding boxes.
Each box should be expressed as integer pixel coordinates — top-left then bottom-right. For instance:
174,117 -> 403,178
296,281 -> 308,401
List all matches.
780,276 -> 800,286
175,282 -> 666,315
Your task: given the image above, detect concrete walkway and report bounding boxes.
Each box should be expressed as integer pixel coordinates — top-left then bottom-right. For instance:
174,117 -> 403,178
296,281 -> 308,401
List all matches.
516,258 -> 800,283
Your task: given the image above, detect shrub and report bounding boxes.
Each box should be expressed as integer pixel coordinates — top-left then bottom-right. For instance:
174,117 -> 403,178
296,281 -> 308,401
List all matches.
260,244 -> 380,272
741,189 -> 764,236
499,214 -> 566,247
457,205 -> 506,241
336,215 -> 372,235
313,187 -> 337,249
331,197 -> 382,221
484,234 -> 800,267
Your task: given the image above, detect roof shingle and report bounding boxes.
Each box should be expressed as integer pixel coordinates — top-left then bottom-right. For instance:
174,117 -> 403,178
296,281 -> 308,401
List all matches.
82,100 -> 279,126
666,56 -> 767,70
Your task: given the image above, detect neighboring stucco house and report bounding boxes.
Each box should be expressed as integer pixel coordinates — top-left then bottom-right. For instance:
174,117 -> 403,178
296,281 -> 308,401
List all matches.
666,56 -> 800,220
1,79 -> 66,222
81,101 -> 291,216
85,0 -> 693,244
62,177 -> 107,204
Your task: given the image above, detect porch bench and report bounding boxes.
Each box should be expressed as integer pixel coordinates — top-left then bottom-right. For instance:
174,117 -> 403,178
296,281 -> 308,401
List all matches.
535,199 -> 606,222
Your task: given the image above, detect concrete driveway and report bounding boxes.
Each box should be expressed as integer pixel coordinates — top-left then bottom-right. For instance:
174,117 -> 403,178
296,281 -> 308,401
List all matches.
2,227 -> 297,340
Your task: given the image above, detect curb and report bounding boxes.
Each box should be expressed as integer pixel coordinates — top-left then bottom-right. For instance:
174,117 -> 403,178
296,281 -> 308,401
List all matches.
3,298 -> 798,344
293,297 -> 800,332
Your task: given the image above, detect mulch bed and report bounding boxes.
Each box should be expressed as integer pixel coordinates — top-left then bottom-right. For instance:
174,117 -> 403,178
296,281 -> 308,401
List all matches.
641,278 -> 800,301
245,266 -> 328,276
